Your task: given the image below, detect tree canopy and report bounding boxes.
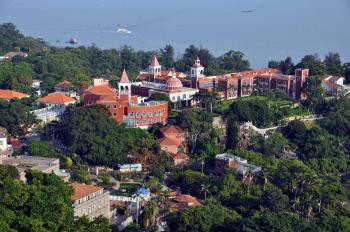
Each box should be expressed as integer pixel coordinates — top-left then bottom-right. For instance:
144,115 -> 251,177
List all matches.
57,106 -> 148,166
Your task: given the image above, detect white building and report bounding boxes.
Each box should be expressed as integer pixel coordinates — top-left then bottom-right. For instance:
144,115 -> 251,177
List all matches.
322,76 -> 350,95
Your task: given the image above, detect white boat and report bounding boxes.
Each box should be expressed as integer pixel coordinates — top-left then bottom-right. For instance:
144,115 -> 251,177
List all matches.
116,26 -> 131,34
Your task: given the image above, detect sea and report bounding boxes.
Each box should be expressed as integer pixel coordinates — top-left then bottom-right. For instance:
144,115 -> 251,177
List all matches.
0,0 -> 349,68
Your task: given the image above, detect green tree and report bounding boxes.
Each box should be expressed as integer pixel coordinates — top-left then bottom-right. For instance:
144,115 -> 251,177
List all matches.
176,109 -> 213,155
27,140 -> 59,158
218,50 -> 250,72
57,106 -> 148,166
305,76 -> 324,112
167,200 -> 239,232
324,52 -> 344,76
141,200 -> 159,230
0,23 -> 25,52
0,99 -> 37,136
296,54 -> 326,76
225,112 -> 239,150
160,44 -> 175,69
262,183 -> 289,212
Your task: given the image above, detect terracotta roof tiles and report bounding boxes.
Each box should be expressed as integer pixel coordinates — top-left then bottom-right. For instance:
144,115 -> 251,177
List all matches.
37,93 -> 76,104
56,80 -> 72,88
160,125 -> 185,135
71,182 -> 103,201
85,85 -> 116,96
0,89 -> 29,100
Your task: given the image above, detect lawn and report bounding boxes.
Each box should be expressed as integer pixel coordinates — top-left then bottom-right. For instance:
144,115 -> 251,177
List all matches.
216,95 -> 309,118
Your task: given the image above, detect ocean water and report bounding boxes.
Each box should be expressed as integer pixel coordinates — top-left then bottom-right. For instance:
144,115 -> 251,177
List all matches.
0,0 -> 349,68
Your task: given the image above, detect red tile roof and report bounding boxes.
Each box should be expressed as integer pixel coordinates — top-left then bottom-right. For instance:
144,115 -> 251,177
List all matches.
174,194 -> 201,206
160,125 -> 185,135
56,80 -> 72,88
158,137 -> 181,146
85,85 -> 116,96
120,69 -> 130,83
37,93 -> 76,104
0,90 -> 29,100
71,182 -> 103,201
98,95 -> 117,103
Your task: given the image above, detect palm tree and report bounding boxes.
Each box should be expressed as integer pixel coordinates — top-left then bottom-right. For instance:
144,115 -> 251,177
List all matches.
201,183 -> 211,201
207,92 -> 220,113
142,200 -> 159,231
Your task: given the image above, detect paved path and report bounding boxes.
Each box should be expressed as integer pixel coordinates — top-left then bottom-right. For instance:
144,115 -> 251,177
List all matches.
243,115 -> 325,136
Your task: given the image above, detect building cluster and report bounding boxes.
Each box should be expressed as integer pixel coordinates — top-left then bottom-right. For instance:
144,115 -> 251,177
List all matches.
133,56 -> 309,105
83,69 -> 168,128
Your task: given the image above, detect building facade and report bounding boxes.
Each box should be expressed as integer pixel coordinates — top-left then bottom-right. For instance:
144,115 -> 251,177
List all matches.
322,75 -> 350,95
83,70 -> 168,129
215,153 -> 261,179
133,57 -> 199,109
157,125 -> 186,154
71,182 -> 110,220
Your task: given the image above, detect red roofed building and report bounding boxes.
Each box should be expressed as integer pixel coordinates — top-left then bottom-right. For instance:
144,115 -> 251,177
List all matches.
158,125 -> 186,155
136,57 -> 309,101
71,182 -> 110,220
322,75 -> 350,95
133,58 -> 199,109
0,89 -> 29,101
55,80 -> 78,99
84,70 -> 168,129
168,194 -> 202,212
37,92 -> 77,108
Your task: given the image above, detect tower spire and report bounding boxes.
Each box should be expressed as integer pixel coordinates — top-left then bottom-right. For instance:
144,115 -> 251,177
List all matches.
120,68 -> 130,83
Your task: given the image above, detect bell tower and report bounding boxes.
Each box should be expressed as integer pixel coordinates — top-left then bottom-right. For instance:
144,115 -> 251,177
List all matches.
149,56 -> 161,82
118,69 -> 131,101
190,57 -> 204,88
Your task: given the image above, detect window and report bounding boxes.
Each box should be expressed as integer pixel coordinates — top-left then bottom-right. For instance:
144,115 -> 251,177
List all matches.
129,112 -> 134,117
136,119 -> 140,125
142,120 -> 146,124
183,94 -> 186,99
113,113 -> 117,117
142,112 -> 146,118
148,119 -> 152,124
154,119 -> 157,123
172,96 -> 175,101
148,111 -> 152,117
154,111 -> 157,116
113,105 -> 117,109
136,112 -> 140,118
